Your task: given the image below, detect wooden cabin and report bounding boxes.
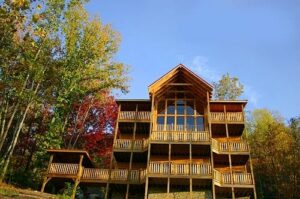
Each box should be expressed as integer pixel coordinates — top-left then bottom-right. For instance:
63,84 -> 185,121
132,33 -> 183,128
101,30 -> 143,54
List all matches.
41,64 -> 256,199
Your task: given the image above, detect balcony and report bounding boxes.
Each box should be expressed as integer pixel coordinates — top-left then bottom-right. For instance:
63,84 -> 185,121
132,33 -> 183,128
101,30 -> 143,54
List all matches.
212,139 -> 249,154
113,139 -> 149,152
118,111 -> 151,122
47,163 -> 79,178
151,131 -> 210,143
213,170 -> 253,187
151,125 -> 210,143
46,163 -> 146,184
148,161 -> 212,178
210,112 -> 244,123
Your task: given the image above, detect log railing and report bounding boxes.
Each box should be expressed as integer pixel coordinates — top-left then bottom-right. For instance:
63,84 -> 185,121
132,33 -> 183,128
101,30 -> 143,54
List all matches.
82,168 -> 109,180
212,139 -> 249,153
156,124 -> 204,131
118,111 -> 151,121
114,139 -> 149,151
151,131 -> 210,143
210,112 -> 243,123
111,169 -> 128,181
213,170 -> 253,185
149,162 -> 212,176
48,163 -> 79,176
47,164 -> 146,183
110,169 -> 146,183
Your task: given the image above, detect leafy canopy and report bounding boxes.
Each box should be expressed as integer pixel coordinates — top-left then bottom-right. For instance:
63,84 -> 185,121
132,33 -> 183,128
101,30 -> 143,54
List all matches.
213,73 -> 244,100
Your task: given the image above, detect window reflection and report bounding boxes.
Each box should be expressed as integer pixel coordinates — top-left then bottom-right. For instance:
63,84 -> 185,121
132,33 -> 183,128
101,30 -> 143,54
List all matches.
156,95 -> 205,131
186,100 -> 194,115
167,100 -> 175,114
176,100 -> 185,115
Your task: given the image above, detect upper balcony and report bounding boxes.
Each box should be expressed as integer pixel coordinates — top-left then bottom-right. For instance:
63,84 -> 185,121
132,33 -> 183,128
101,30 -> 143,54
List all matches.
213,169 -> 254,187
212,138 -> 249,154
210,112 -> 244,123
151,124 -> 210,144
118,111 -> 151,122
113,139 -> 149,152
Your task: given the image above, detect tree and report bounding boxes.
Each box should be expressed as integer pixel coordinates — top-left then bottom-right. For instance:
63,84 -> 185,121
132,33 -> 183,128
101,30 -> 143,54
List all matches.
245,109 -> 297,199
64,92 -> 118,167
288,117 -> 300,198
0,0 -> 129,182
213,73 -> 244,100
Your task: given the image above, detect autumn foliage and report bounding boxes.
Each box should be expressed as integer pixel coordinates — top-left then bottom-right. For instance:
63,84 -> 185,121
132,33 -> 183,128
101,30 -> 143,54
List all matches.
64,92 -> 118,167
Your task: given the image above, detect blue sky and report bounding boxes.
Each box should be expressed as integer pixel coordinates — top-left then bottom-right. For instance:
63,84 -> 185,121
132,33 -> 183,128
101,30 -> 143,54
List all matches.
86,0 -> 300,120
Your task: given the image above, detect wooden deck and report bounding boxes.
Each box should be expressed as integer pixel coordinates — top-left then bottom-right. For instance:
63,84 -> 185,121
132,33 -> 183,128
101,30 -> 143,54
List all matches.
118,111 -> 151,122
210,112 -> 244,123
46,163 -> 146,184
148,161 -> 212,178
113,139 -> 149,152
213,170 -> 254,187
151,130 -> 210,143
212,139 -> 249,154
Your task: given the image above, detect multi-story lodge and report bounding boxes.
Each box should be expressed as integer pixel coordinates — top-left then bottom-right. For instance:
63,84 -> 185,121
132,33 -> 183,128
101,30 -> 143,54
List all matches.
41,64 -> 256,199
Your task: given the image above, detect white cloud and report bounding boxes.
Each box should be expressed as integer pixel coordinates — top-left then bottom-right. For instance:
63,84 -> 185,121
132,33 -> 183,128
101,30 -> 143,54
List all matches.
190,56 -> 221,82
189,55 -> 260,108
243,85 -> 260,108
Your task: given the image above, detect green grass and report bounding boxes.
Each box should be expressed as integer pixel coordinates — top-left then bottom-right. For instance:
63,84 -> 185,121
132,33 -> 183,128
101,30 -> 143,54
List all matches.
0,188 -> 19,197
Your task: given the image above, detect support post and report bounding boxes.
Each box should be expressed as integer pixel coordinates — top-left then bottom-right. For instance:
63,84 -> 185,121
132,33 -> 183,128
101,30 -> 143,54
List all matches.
145,93 -> 155,199
71,154 -> 84,199
40,154 -> 53,192
207,92 -> 216,199
105,104 -> 121,199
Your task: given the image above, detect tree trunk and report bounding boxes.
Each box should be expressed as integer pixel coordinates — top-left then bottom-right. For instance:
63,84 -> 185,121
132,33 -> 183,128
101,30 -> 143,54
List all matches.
0,82 -> 41,182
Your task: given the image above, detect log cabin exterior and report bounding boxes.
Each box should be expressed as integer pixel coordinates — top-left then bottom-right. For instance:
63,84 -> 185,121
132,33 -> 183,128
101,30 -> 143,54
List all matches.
41,64 -> 256,199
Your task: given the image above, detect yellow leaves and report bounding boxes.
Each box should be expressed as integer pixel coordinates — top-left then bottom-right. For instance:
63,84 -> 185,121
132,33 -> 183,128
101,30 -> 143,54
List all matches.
32,14 -> 40,23
12,0 -> 26,7
37,4 -> 42,10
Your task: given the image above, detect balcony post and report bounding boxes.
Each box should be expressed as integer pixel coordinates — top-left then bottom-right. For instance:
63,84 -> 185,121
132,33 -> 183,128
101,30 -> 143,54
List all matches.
40,154 -> 53,192
207,92 -> 216,199
71,154 -> 83,199
105,104 -> 121,199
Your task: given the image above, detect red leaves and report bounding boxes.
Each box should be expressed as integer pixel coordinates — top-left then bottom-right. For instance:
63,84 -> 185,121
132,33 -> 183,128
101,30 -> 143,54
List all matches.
66,92 -> 118,167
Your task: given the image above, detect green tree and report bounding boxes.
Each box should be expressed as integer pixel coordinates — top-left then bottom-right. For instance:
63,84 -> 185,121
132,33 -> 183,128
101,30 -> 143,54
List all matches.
213,73 -> 244,100
246,109 -> 296,199
0,0 -> 129,183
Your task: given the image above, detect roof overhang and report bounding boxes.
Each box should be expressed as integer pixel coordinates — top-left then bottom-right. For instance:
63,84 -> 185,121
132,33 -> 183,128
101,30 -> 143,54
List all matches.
148,64 -> 213,99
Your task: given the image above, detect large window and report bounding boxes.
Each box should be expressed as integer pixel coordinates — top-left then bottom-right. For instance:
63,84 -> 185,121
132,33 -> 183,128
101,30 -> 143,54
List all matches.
156,92 -> 205,131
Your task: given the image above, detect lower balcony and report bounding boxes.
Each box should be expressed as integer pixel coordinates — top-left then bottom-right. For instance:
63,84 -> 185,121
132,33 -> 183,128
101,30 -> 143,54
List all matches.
212,138 -> 249,154
148,161 -> 212,178
82,168 -> 146,184
46,163 -> 146,184
150,131 -> 210,144
114,139 -> 149,152
213,170 -> 253,187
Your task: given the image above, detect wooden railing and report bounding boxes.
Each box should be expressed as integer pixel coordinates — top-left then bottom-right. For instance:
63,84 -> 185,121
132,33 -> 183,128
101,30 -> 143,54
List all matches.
149,162 -> 212,176
212,139 -> 249,153
151,131 -> 210,142
82,168 -> 109,180
110,169 -> 146,183
213,170 -> 253,185
48,163 -> 79,176
156,124 -> 204,131
47,163 -> 145,183
118,111 -> 151,121
114,139 -> 149,151
210,112 -> 243,123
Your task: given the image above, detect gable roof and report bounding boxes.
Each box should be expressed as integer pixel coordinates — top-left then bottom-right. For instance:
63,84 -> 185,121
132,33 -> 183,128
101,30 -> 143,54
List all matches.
148,64 -> 213,98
